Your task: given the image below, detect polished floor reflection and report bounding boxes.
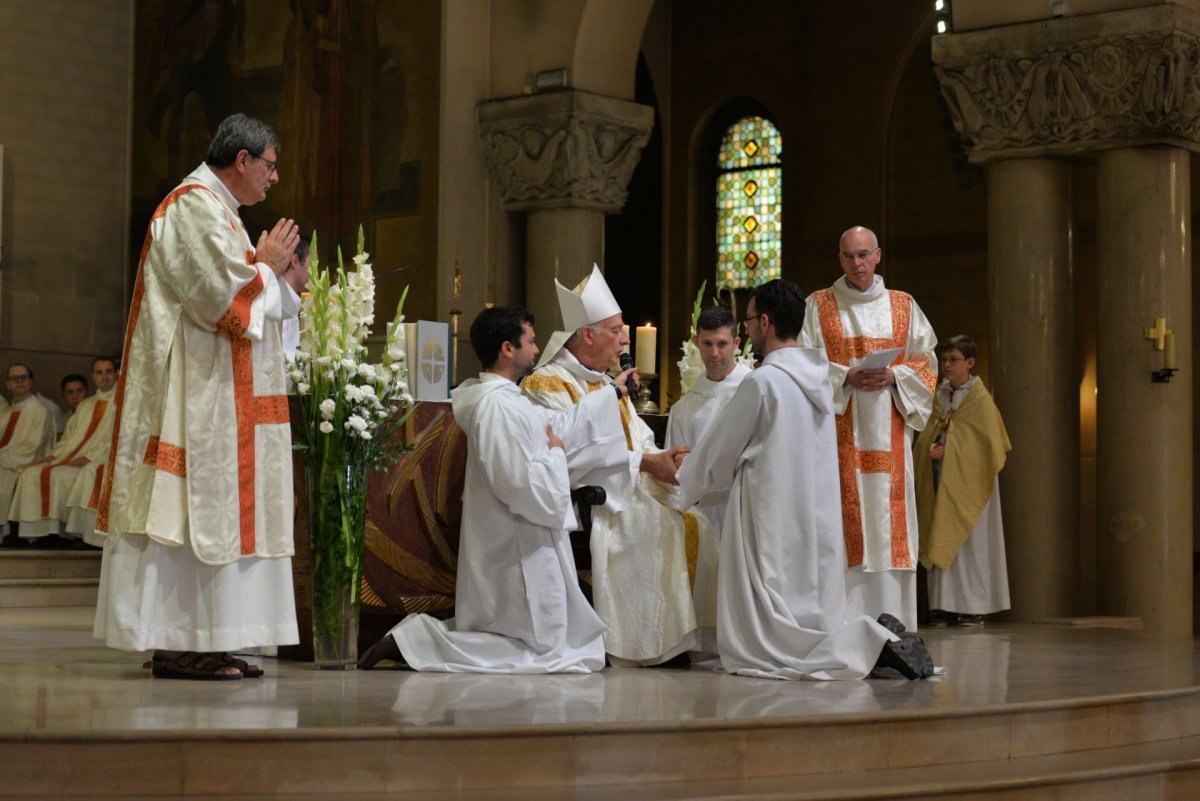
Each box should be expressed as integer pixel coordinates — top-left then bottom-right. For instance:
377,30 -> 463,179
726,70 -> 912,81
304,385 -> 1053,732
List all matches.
4,607 -> 1199,735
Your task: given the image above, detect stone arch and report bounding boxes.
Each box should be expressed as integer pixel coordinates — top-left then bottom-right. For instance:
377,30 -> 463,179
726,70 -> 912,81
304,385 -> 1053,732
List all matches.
571,0 -> 656,99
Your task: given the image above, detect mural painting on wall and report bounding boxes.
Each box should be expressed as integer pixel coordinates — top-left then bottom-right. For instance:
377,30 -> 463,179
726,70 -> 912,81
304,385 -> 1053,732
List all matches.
132,0 -> 418,268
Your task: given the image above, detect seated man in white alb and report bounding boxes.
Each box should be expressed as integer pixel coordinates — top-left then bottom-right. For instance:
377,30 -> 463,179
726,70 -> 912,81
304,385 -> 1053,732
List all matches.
357,306 -> 630,672
666,305 -> 752,542
523,265 -> 719,666
10,357 -> 118,545
0,364 -> 58,544
60,373 -> 90,424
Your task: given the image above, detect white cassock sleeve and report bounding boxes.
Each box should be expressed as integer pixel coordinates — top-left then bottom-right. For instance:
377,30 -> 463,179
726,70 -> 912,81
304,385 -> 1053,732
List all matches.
473,398 -> 575,531
800,296 -> 851,415
676,382 -> 760,512
170,192 -> 269,342
541,389 -> 628,477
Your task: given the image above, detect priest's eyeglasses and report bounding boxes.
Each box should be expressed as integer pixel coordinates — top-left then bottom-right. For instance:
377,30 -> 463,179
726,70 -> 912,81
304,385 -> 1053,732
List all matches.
939,355 -> 966,364
840,249 -> 878,262
740,314 -> 763,326
250,153 -> 278,176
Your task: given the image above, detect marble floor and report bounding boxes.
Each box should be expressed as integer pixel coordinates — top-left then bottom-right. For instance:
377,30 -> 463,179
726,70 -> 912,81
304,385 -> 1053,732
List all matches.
3,607 -> 1198,734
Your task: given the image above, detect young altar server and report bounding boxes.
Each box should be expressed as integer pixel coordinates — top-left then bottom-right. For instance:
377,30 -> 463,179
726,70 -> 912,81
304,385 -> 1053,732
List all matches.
914,335 -> 1011,627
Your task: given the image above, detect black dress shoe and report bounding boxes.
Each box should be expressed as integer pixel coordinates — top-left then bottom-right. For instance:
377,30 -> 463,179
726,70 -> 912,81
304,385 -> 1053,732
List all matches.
872,613 -> 934,680
356,635 -> 406,670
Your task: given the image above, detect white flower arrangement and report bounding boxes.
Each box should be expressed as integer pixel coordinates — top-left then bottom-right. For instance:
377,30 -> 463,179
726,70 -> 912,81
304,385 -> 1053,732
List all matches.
676,281 -> 757,397
290,227 -> 413,469
676,281 -> 708,396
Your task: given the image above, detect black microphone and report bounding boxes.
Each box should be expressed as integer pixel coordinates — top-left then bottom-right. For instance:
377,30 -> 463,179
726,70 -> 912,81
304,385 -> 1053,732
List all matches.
619,352 -> 640,396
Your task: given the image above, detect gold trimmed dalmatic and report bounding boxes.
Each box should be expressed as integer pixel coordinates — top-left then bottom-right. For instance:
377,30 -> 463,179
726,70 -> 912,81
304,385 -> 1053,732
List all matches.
522,352 -> 719,665
96,163 -> 293,565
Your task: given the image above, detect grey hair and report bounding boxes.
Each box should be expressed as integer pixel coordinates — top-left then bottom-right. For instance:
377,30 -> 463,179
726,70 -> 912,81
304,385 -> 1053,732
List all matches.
205,114 -> 280,168
564,322 -> 604,351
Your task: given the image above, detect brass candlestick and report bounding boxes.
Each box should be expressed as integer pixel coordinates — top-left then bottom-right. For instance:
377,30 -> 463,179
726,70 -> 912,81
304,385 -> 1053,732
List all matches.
633,372 -> 659,414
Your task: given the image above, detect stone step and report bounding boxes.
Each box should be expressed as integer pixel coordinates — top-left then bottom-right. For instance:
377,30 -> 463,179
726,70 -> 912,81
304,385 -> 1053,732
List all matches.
0,577 -> 98,607
0,550 -> 101,579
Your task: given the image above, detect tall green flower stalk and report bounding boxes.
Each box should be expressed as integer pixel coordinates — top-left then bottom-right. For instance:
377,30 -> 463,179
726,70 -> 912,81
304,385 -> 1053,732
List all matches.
288,227 -> 414,666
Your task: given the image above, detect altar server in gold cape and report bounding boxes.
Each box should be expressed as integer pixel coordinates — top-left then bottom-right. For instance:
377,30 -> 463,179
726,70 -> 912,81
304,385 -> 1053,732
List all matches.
93,114 -> 302,680
914,335 -> 1011,626
10,357 -> 117,544
799,226 -> 938,631
523,265 -> 719,665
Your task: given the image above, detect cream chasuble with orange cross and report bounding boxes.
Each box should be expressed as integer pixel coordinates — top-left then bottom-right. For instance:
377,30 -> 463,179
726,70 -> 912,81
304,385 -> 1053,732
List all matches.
9,387 -> 116,538
95,163 -> 294,565
800,276 -> 937,630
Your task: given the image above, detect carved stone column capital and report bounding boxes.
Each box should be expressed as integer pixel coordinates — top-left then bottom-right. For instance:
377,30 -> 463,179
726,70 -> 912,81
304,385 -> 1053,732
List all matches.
477,90 -> 655,213
933,4 -> 1200,162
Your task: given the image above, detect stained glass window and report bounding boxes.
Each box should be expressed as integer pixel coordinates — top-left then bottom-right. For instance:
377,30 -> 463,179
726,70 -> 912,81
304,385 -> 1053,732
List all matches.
716,116 -> 782,289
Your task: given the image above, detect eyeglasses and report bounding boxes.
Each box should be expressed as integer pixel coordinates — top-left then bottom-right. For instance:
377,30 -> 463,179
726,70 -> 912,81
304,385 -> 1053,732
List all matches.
939,356 -> 966,364
740,314 -> 763,326
250,153 -> 278,176
840,249 -> 878,262
7,374 -> 31,382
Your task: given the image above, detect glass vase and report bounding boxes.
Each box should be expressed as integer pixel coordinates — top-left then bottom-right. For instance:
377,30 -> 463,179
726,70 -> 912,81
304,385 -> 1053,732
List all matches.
308,450 -> 368,669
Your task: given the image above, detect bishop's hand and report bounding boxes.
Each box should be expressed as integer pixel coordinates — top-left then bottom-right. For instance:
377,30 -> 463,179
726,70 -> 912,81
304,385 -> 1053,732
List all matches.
640,450 -> 680,486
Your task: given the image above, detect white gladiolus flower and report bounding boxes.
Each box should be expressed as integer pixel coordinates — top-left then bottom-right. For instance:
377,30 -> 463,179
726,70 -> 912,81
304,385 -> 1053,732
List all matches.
319,399 -> 336,419
359,430 -> 373,440
345,414 -> 368,432
319,421 -> 334,434
297,383 -> 310,395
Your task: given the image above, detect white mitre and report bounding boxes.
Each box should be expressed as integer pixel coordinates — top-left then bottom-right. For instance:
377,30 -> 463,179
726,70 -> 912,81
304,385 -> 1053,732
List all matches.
536,264 -> 623,368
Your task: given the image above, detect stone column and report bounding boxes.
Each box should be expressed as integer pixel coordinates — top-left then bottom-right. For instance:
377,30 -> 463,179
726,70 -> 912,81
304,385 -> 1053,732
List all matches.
986,158 -> 1078,622
1096,147 -> 1192,636
478,90 -> 654,329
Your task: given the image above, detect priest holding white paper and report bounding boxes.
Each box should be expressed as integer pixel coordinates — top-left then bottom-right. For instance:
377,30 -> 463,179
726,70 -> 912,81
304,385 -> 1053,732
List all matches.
799,226 -> 937,630
523,265 -> 719,665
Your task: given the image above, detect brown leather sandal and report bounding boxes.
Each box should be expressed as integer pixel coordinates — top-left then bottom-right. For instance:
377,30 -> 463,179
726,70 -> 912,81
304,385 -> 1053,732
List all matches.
145,651 -> 243,681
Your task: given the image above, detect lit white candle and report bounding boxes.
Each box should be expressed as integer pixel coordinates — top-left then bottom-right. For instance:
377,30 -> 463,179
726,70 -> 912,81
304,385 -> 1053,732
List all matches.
636,323 -> 657,374
622,325 -> 630,355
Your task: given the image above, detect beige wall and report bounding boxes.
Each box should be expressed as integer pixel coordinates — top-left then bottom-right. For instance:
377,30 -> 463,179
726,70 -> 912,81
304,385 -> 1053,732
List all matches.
0,0 -> 133,406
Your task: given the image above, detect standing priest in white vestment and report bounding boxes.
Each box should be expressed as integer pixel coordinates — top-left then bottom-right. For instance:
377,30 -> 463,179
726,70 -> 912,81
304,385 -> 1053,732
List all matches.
676,279 -> 930,680
93,114 -> 302,680
357,306 -> 630,672
523,265 -> 719,666
798,226 -> 938,631
666,305 -> 752,541
0,364 -> 57,544
10,356 -> 118,545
